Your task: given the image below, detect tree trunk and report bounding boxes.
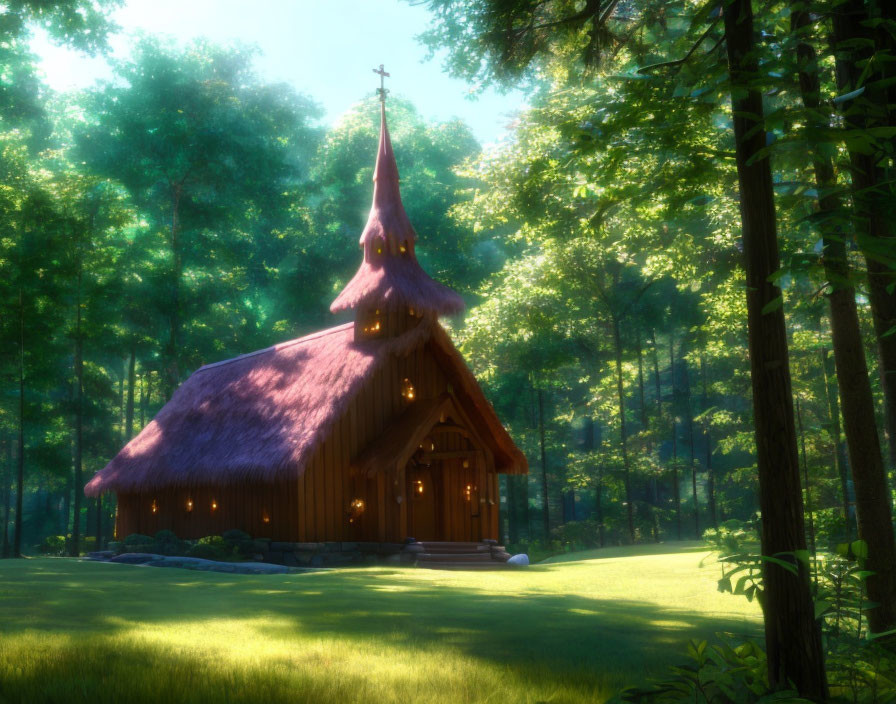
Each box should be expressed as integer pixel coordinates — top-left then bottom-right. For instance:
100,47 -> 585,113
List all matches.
832,0 -> 896,473
14,289 -> 25,558
70,259 -> 83,557
670,336 -> 681,540
651,328 -> 662,415
797,6 -> 896,634
724,0 -> 827,696
684,359 -> 699,539
612,316 -> 635,543
536,388 -> 550,541
701,357 -> 717,529
637,331 -> 660,540
595,465 -> 605,548
795,400 -> 816,564
820,348 -> 851,536
564,490 -> 576,523
2,433 -> 10,557
139,372 -> 147,429
167,187 -> 183,397
118,363 -> 125,446
125,345 -> 136,441
671,419 -> 681,540
637,331 -> 648,430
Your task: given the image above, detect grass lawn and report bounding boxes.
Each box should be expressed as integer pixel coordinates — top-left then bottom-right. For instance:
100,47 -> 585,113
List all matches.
0,542 -> 761,704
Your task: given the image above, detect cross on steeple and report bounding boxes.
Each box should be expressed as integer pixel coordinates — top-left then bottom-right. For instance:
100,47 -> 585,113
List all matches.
372,63 -> 390,102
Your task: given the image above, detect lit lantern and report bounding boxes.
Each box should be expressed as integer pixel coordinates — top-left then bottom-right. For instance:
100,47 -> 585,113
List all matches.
409,307 -> 415,316
462,459 -> 469,469
186,498 -> 193,512
348,498 -> 366,523
211,499 -> 218,512
464,484 -> 474,502
401,378 -> 416,401
400,242 -> 407,253
414,479 -> 425,496
151,499 -> 158,514
262,511 -> 271,524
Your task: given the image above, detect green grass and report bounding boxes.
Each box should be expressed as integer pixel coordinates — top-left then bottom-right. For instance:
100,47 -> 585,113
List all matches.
0,543 -> 761,704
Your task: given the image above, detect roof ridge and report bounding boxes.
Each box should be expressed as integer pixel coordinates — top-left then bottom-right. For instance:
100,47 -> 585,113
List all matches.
195,322 -> 354,373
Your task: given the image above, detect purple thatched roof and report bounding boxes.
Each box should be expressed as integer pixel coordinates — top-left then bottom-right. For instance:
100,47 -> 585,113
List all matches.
330,103 -> 465,317
86,323 -> 396,496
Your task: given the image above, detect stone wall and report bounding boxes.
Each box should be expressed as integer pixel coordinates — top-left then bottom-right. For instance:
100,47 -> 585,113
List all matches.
258,540 -> 411,567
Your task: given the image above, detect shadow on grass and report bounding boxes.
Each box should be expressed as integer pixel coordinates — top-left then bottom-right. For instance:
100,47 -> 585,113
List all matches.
0,558 -> 761,703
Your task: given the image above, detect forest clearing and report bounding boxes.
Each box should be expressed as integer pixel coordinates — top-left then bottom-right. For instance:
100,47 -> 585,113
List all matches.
0,544 -> 761,704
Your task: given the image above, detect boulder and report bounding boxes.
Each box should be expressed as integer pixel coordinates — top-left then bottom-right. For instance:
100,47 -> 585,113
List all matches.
507,553 -> 530,566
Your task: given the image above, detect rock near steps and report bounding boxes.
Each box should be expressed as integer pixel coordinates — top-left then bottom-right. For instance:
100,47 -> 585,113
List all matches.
403,540 -> 513,569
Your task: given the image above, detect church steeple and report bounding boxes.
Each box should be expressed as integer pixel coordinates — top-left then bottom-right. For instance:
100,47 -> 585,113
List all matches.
330,72 -> 464,339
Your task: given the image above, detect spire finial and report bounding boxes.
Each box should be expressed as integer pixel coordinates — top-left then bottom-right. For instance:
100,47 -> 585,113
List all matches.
372,63 -> 390,103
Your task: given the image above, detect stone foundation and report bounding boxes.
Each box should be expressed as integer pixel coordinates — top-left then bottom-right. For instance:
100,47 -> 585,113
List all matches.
256,540 -> 411,567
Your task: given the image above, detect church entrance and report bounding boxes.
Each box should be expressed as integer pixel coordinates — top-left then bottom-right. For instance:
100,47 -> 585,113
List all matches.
407,462 -> 442,541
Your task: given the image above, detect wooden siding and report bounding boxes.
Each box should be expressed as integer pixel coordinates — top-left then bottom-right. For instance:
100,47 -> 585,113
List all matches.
116,339 -> 503,543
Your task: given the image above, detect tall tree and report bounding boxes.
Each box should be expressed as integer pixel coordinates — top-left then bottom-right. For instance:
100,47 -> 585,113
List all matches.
830,0 -> 896,471
78,39 -> 322,394
723,0 -> 826,694
791,4 -> 896,635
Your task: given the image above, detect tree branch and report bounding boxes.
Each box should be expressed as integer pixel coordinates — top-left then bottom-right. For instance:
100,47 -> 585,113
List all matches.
637,15 -> 722,74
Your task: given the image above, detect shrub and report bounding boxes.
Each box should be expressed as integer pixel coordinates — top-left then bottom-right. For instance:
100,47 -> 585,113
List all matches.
122,533 -> 154,552
222,528 -> 254,558
187,536 -> 239,561
614,639 -> 781,702
702,518 -> 757,555
814,507 -> 851,550
153,530 -> 187,555
37,535 -> 68,556
550,520 -> 601,551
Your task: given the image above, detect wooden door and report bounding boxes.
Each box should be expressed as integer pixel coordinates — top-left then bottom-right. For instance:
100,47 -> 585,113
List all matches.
407,463 -> 441,541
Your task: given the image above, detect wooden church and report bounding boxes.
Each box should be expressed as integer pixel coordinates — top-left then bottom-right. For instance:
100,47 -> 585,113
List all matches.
85,96 -> 528,549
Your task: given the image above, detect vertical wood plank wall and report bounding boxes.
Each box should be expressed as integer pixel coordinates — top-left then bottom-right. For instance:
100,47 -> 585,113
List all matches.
117,339 -> 505,543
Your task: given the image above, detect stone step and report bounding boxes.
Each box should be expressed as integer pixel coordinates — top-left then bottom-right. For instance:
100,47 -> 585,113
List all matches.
414,542 -> 505,551
416,552 -> 496,562
415,546 -> 491,555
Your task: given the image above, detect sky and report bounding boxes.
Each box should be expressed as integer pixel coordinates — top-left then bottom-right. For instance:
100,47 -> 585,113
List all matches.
29,0 -> 527,146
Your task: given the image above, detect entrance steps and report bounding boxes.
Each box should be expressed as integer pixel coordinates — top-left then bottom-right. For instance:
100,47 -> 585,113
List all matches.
404,540 -> 513,569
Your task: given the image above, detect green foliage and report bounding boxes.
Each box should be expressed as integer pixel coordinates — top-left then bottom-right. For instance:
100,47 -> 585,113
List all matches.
221,529 -> 255,559
613,639 -> 798,703
186,536 -> 239,562
703,519 -> 758,555
36,535 -> 67,556
550,519 -> 602,551
122,533 -> 154,552
152,529 -> 187,556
